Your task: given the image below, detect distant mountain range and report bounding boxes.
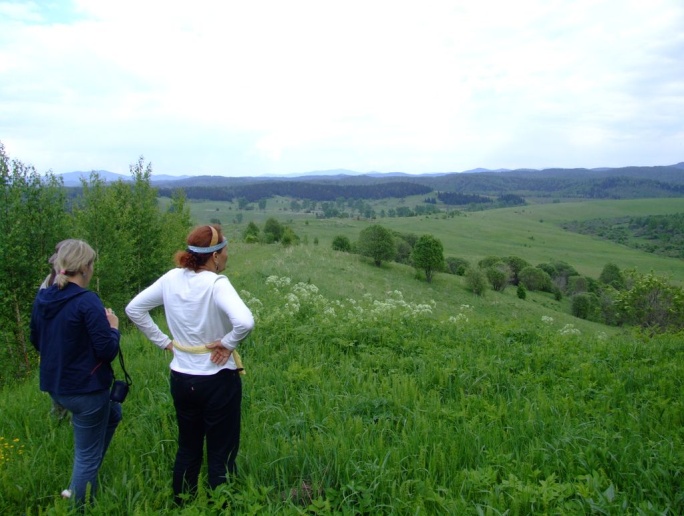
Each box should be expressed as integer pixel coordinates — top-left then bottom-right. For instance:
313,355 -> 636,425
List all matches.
55,170 -> 191,186
54,163 -> 684,188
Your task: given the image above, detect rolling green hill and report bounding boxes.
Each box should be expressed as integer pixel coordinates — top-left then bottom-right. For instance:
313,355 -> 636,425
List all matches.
184,197 -> 684,286
2,238 -> 682,514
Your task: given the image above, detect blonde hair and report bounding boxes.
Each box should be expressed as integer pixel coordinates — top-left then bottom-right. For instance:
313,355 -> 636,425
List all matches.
53,240 -> 97,289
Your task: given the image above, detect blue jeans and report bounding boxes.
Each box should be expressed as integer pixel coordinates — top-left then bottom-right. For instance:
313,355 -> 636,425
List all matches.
170,369 -> 242,503
51,390 -> 122,504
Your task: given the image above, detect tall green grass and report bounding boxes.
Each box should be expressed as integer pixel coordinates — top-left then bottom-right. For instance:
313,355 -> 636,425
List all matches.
1,244 -> 682,514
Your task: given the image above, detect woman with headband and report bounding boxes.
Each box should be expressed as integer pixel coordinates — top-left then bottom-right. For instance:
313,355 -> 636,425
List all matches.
125,224 -> 254,505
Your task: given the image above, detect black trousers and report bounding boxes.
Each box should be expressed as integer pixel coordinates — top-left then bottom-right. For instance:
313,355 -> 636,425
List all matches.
170,368 -> 242,500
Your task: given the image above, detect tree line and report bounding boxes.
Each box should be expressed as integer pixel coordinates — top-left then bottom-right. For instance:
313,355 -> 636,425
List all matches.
155,173 -> 684,206
0,144 -> 192,385
157,181 -> 432,203
562,213 -> 684,259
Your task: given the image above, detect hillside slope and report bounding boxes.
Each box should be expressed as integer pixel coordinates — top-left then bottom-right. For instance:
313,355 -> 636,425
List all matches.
225,242 -> 617,338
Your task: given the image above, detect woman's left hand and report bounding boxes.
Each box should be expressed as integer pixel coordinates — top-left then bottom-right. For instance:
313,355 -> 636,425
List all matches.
206,340 -> 232,366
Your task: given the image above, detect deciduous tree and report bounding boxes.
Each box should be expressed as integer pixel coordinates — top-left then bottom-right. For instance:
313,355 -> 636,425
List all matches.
411,234 -> 444,283
0,143 -> 67,380
357,224 -> 395,267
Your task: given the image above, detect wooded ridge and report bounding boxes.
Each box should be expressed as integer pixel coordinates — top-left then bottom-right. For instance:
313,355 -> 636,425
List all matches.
151,165 -> 684,202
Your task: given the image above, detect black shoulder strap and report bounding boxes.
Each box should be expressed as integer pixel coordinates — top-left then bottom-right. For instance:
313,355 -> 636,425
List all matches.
116,347 -> 133,387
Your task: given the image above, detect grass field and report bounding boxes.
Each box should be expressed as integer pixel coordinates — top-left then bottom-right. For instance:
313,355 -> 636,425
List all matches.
2,197 -> 682,514
180,196 -> 684,284
2,242 -> 683,514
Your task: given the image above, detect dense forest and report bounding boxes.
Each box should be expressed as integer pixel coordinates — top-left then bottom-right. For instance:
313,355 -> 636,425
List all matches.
157,180 -> 432,203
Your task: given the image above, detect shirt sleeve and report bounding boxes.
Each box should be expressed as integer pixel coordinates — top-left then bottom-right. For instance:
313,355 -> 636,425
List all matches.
82,292 -> 120,361
125,277 -> 172,350
214,277 -> 255,350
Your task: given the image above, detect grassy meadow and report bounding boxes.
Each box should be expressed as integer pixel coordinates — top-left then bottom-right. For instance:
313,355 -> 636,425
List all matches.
183,196 -> 684,283
2,198 -> 683,514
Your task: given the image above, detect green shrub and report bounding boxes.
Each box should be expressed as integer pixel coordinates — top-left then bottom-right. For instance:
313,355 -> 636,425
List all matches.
446,257 -> 470,276
332,235 -> 352,252
517,284 -> 527,299
281,227 -> 300,247
571,292 -> 599,320
394,238 -> 413,264
519,266 -> 553,292
243,221 -> 260,241
503,256 -> 531,285
567,276 -> 589,295
465,267 -> 487,296
599,263 -> 626,290
616,271 -> 684,331
598,288 -> 619,326
485,262 -> 511,292
478,256 -> 502,269
553,286 -> 563,301
264,217 -> 284,242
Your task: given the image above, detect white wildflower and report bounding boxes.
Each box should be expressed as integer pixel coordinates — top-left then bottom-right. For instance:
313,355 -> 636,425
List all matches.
266,276 -> 292,289
558,324 -> 581,336
387,290 -> 404,301
449,313 -> 469,323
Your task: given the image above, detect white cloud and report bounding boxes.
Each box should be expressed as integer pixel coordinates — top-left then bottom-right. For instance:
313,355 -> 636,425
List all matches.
0,0 -> 682,175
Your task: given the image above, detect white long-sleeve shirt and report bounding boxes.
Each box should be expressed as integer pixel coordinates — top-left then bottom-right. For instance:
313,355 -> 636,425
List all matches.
125,268 -> 254,375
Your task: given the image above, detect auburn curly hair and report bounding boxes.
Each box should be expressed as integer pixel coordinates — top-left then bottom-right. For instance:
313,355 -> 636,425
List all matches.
174,224 -> 225,272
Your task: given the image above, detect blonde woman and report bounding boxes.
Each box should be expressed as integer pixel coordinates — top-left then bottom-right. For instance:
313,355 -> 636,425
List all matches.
30,239 -> 121,505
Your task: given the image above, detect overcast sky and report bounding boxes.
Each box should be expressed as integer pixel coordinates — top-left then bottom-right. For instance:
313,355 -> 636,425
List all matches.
1,0 -> 683,177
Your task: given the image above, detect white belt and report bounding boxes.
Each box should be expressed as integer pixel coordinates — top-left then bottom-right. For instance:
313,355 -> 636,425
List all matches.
172,340 -> 246,375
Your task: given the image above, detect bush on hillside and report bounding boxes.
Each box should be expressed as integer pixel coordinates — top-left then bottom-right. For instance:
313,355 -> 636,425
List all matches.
616,271 -> 684,331
598,288 -> 620,326
394,237 -> 413,264
599,262 -> 626,290
446,257 -> 470,276
465,267 -> 488,296
519,266 -> 553,292
281,227 -> 300,246
503,256 -> 531,285
517,284 -> 527,299
264,217 -> 285,242
485,262 -> 511,292
331,235 -> 352,252
478,256 -> 502,269
572,293 -> 599,320
243,221 -> 260,242
538,260 -> 579,292
567,276 -> 590,295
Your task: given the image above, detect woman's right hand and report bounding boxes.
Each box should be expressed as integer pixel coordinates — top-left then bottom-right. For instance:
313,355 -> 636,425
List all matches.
106,308 -> 119,329
206,340 -> 232,366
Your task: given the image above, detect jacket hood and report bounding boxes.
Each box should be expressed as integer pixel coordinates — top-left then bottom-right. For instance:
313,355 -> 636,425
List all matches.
35,283 -> 88,320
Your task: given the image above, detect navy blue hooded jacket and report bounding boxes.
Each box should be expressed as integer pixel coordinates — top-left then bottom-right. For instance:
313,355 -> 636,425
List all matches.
30,282 -> 120,395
